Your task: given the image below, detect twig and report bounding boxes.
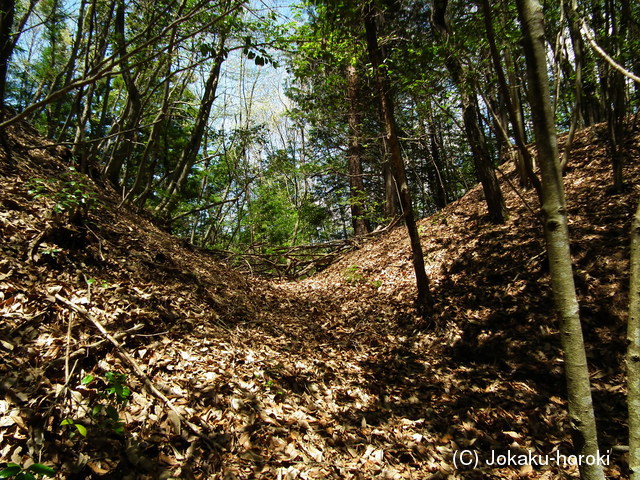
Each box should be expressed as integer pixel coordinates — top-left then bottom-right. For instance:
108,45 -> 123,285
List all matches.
54,294 -> 220,449
495,166 -> 540,221
47,324 -> 145,367
27,229 -> 48,262
85,225 -> 105,262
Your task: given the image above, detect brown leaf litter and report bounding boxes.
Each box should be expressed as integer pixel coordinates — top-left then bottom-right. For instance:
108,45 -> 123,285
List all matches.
1,118 -> 639,479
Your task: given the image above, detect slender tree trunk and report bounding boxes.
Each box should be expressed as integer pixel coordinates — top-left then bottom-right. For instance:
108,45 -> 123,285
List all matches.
103,0 -> 143,187
561,0 -> 586,171
421,103 -> 447,209
345,63 -> 370,236
608,0 -> 628,193
126,11 -> 182,206
481,0 -> 540,193
516,2 -> 605,479
428,128 -> 447,209
629,199 -> 640,480
156,34 -> 227,216
457,73 -> 508,223
363,1 -> 433,315
382,157 -> 398,218
433,1 -> 507,223
0,0 -> 15,107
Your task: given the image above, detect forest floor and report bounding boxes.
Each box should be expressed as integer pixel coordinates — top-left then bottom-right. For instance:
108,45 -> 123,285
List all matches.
1,117 -> 639,479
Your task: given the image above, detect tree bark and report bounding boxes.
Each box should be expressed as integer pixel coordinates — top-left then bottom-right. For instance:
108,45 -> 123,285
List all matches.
0,0 -> 15,107
434,0 -> 507,223
103,0 -> 143,187
156,34 -> 227,215
481,0 -> 540,194
363,1 -> 433,315
629,200 -> 640,480
516,2 -> 605,479
345,63 -> 370,236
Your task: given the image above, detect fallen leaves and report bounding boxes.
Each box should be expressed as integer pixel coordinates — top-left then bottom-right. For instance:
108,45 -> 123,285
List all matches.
1,122 -> 636,479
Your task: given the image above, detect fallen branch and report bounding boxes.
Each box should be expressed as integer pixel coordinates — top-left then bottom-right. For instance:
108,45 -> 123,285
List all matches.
54,294 -> 220,450
216,216 -> 404,279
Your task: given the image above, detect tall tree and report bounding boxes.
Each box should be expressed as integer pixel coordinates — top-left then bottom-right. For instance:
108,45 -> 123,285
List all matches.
345,62 -> 370,236
432,0 -> 507,224
516,1 -> 605,479
0,0 -> 14,107
629,199 -> 640,480
156,31 -> 228,216
363,0 -> 433,315
480,0 -> 540,193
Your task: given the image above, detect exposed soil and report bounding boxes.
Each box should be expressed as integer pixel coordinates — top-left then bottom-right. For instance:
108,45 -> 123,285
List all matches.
1,117 -> 639,479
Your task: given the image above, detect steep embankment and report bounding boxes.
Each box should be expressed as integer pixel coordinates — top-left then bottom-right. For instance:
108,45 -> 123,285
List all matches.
1,118 -> 637,479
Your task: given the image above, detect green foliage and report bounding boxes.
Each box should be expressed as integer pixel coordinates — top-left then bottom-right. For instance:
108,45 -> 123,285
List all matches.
0,463 -> 55,480
62,372 -> 132,438
60,418 -> 87,437
27,169 -> 97,217
343,264 -> 381,288
38,245 -> 62,257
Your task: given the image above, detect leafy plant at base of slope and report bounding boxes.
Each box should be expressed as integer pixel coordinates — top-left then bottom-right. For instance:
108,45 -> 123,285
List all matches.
37,244 -> 62,257
0,462 -> 55,480
343,264 -> 382,288
62,372 -> 132,438
27,168 -> 97,219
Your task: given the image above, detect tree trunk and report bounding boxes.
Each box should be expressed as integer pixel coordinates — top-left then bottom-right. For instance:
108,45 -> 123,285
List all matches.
628,199 -> 640,480
156,34 -> 226,216
345,63 -> 370,236
481,0 -> 540,194
382,157 -> 398,218
0,0 -> 15,107
457,73 -> 508,224
103,0 -> 143,187
605,0 -> 628,193
363,1 -> 433,315
421,102 -> 447,210
434,0 -> 507,223
516,2 -> 605,479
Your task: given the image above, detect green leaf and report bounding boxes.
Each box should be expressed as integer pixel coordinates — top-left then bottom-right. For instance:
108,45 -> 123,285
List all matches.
0,465 -> 22,478
81,374 -> 94,385
75,424 -> 87,437
27,464 -> 55,477
15,473 -> 35,480
106,405 -> 119,421
60,418 -> 74,426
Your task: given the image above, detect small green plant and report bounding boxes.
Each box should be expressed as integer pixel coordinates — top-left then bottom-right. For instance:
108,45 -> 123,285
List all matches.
27,168 -> 97,217
60,418 -> 87,437
343,265 -> 382,289
85,372 -> 131,435
63,372 -> 132,438
38,245 -> 62,257
85,278 -> 109,289
0,462 -> 55,479
344,265 -> 366,285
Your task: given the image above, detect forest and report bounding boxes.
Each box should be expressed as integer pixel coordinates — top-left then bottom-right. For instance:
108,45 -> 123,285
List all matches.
0,0 -> 640,478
